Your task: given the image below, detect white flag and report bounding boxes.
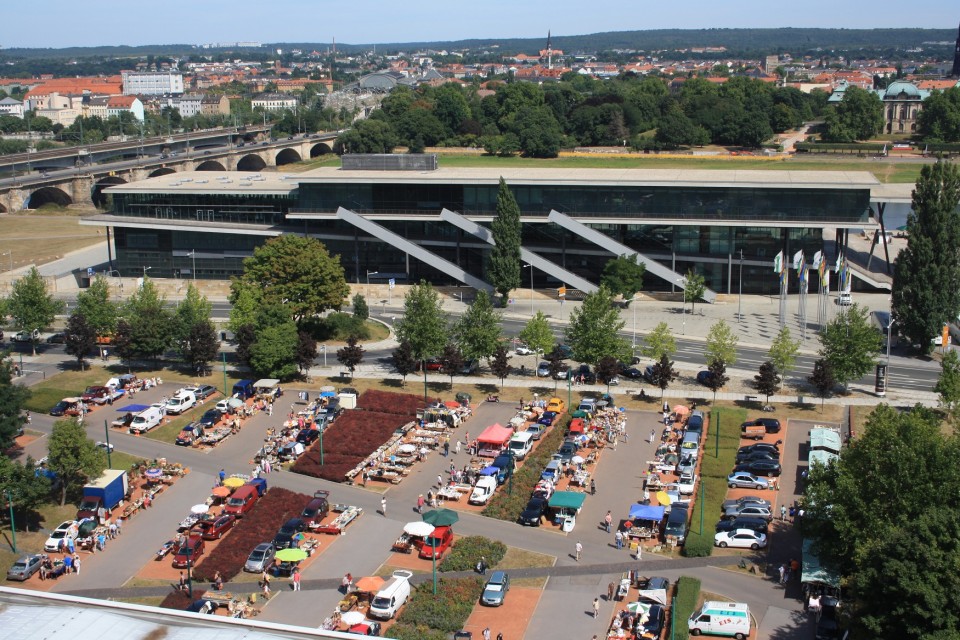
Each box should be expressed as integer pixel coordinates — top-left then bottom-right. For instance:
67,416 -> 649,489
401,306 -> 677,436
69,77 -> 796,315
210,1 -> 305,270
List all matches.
812,251 -> 823,268
792,250 -> 804,270
773,251 -> 783,274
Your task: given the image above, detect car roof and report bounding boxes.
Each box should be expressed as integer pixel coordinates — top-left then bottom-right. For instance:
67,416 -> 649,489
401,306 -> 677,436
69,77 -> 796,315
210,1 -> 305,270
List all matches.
488,571 -> 508,581
254,542 -> 273,551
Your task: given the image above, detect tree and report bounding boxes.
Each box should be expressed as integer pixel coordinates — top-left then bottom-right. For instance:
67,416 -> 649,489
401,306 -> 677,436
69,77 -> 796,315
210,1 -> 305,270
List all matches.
705,359 -> 729,400
0,455 -> 50,530
122,278 -> 174,363
565,285 -> 630,365
705,320 -> 738,367
75,276 -> 117,338
64,311 -> 97,370
649,354 -> 678,399
487,178 -> 522,306
518,311 -> 555,362
596,356 -> 620,391
936,349 -> 960,419
234,324 -> 256,368
336,336 -> 365,378
336,118 -> 398,153
819,303 -> 882,388
656,103 -> 710,148
47,419 -> 106,506
174,283 -> 213,345
600,254 -> 645,302
231,235 -> 350,324
453,290 -> 502,362
111,319 -> 134,368
439,343 -> 464,386
181,320 -> 219,375
754,361 -> 781,405
0,360 -> 30,450
642,321 -> 676,362
768,326 -> 800,378
803,405 -> 960,638
822,86 -> 884,142
352,293 -> 369,320
807,358 -> 836,409
249,307 -> 299,380
392,340 -> 418,387
489,345 -> 512,387
545,347 -> 566,390
228,285 -> 260,334
892,161 -> 960,352
295,331 -> 318,376
395,281 -> 448,396
683,269 -> 707,314
7,266 -> 63,355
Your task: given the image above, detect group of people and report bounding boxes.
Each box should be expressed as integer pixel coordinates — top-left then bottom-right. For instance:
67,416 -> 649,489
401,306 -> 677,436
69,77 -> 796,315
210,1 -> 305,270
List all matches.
778,558 -> 801,584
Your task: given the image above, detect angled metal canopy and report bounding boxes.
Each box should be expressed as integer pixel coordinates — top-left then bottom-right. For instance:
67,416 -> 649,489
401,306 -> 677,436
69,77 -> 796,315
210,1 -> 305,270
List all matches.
336,207 -> 493,292
547,209 -> 717,303
439,208 -> 597,294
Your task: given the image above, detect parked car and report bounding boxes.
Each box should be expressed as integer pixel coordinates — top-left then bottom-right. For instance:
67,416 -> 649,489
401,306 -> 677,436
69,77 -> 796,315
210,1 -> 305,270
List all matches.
734,460 -> 783,477
347,621 -> 383,636
198,409 -> 223,429
573,364 -> 595,384
193,514 -> 236,540
696,370 -> 715,386
273,518 -> 306,550
538,411 -> 558,426
677,472 -> 697,495
727,472 -> 769,490
518,497 -> 549,526
547,397 -> 566,413
715,517 -> 769,535
46,332 -> 66,344
715,528 -> 768,549
721,495 -> 772,511
481,571 -> 510,606
6,554 -> 43,581
418,525 -> 454,560
622,366 -> 644,380
637,603 -> 666,639
175,423 -> 202,446
186,599 -> 216,614
95,441 -> 114,453
553,363 -> 571,380
423,358 -> 442,371
556,441 -> 578,462
555,344 -> 573,359
172,533 -> 205,568
740,418 -> 781,434
44,520 -> 77,552
13,329 -> 39,343
244,543 -> 275,572
515,344 -> 535,356
723,504 -> 773,521
735,450 -> 779,465
738,443 -> 780,457
460,359 -> 479,375
536,361 -> 551,377
50,400 -> 73,416
191,384 -> 217,400
296,429 -> 320,445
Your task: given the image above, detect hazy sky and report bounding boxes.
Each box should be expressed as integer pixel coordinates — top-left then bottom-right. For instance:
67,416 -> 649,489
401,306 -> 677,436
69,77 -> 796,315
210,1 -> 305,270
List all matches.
5,0 -> 957,49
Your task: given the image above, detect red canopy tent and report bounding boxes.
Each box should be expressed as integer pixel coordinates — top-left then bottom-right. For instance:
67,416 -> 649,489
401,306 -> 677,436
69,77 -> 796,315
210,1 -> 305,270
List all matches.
476,423 -> 513,457
568,418 -> 585,434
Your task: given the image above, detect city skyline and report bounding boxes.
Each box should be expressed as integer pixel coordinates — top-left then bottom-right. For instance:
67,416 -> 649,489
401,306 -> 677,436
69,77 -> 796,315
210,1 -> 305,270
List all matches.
3,0 -> 957,50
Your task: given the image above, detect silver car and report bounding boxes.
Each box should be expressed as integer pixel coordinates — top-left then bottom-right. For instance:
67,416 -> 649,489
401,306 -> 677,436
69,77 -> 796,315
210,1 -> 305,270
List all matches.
481,571 -> 510,606
723,504 -> 773,521
244,543 -> 275,573
7,554 -> 42,581
721,495 -> 772,511
727,472 -> 769,491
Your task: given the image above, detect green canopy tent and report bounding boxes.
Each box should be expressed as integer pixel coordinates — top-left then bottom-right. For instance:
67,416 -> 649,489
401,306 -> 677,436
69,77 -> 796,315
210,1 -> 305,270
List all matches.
548,491 -> 587,531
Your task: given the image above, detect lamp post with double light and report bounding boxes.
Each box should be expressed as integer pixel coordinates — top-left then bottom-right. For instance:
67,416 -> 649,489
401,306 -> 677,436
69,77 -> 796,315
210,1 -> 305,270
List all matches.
186,250 -> 196,281
523,263 -> 534,316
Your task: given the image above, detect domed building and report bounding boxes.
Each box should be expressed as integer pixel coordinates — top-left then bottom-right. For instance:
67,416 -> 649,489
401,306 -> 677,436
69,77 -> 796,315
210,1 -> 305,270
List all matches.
875,80 -> 930,135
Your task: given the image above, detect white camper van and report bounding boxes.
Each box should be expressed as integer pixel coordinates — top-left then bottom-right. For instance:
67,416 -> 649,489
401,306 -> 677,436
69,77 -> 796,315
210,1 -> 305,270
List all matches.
688,601 -> 751,639
368,569 -> 413,620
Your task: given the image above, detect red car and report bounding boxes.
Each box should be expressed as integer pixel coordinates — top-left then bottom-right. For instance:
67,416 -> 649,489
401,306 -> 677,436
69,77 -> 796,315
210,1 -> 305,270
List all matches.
172,533 -> 205,568
418,526 -> 453,560
192,514 -> 236,540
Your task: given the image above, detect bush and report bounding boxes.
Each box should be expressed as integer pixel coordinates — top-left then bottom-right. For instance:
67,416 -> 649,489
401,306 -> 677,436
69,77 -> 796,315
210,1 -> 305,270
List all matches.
673,576 -> 702,640
483,413 -> 570,522
389,623 -> 450,640
160,587 -> 205,610
303,313 -> 371,341
439,535 -> 506,572
396,577 -> 483,633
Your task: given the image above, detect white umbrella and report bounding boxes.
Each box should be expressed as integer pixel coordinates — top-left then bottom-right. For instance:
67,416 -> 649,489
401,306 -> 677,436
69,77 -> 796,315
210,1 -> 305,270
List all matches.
398,444 -> 417,454
190,504 -> 209,515
403,521 -> 435,537
340,611 -> 366,626
571,455 -> 585,464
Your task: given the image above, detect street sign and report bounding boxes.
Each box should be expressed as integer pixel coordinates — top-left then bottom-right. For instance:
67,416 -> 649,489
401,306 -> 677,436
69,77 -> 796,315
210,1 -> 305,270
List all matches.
558,286 -> 567,298
943,325 -> 950,349
388,278 -> 395,289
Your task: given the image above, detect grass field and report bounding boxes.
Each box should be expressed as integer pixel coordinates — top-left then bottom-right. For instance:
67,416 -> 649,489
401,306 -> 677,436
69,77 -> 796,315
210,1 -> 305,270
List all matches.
496,546 -> 555,588
0,213 -> 104,273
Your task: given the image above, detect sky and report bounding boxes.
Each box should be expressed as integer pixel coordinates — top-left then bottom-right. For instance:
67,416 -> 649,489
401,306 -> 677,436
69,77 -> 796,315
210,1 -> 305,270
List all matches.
5,0 -> 957,49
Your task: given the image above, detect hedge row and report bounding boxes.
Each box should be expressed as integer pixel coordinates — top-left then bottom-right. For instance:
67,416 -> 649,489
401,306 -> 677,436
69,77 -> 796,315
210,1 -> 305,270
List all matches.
391,576 -> 485,637
439,535 -> 507,573
672,576 -> 702,640
795,142 -> 887,153
482,413 -> 571,521
682,408 -> 745,557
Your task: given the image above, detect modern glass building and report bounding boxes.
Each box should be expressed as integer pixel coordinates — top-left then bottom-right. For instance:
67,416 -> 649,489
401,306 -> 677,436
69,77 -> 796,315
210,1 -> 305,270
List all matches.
88,164 -> 880,295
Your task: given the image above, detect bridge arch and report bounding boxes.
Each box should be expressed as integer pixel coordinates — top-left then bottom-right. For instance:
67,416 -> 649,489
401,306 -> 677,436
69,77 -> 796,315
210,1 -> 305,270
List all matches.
196,160 -> 226,171
310,142 -> 333,157
275,148 -> 302,166
92,176 -> 127,208
149,167 -> 176,178
27,186 -> 73,209
237,154 -> 267,172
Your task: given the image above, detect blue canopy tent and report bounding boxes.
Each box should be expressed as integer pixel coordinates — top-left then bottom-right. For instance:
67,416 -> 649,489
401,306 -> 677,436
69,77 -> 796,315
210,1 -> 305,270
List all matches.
320,391 -> 337,398
628,504 -> 665,522
479,466 -> 499,476
116,404 -> 150,413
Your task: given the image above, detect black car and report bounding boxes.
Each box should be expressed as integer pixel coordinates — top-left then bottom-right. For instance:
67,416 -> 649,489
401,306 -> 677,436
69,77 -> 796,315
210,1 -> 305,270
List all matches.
696,370 -> 715,386
738,443 -> 780,456
556,344 -> 574,359
735,450 -> 779,465
186,599 -> 216,614
556,441 -> 578,462
50,400 -> 71,416
637,604 -> 666,639
573,364 -> 596,384
519,497 -> 548,526
740,418 -> 782,434
273,517 -> 306,550
814,595 -> 842,640
715,516 -> 769,535
621,367 -> 644,380
193,385 -> 217,400
198,409 -> 223,428
46,332 -> 66,344
296,428 -> 320,445
734,460 -> 782,477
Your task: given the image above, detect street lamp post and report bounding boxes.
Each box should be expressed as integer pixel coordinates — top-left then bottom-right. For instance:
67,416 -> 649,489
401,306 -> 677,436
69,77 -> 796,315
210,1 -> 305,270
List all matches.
5,489 -> 17,552
523,263 -> 534,316
142,266 -> 151,278
737,250 -> 744,323
186,250 -> 196,281
103,420 -> 112,468
366,270 -> 378,286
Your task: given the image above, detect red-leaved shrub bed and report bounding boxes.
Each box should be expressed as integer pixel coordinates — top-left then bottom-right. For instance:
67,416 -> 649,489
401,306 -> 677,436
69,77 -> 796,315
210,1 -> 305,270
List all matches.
357,389 -> 428,416
191,488 -> 310,581
160,588 -> 206,610
291,409 -> 411,482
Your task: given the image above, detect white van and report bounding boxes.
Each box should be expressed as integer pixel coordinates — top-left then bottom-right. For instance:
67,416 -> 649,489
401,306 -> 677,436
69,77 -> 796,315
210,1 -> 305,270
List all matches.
369,569 -> 413,620
688,601 -> 751,639
507,432 -> 535,460
130,406 -> 165,433
165,390 -> 197,415
469,476 -> 498,505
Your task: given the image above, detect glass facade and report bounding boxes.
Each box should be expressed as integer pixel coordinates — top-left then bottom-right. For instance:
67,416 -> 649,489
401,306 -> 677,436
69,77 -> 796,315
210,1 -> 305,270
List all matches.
108,177 -> 870,294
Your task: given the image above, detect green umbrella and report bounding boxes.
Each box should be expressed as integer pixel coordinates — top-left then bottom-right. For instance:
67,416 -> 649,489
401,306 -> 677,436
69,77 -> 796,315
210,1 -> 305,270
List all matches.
274,548 -> 308,563
422,508 -> 459,527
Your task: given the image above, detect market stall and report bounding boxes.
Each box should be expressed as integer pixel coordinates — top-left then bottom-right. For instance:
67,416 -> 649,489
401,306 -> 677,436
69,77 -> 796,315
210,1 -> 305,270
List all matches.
548,491 -> 587,532
625,504 -> 665,540
475,423 -> 513,457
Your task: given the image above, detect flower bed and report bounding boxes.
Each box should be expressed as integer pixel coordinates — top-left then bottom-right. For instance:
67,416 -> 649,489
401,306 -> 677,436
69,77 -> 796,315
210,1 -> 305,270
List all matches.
391,577 -> 485,639
438,536 -> 506,573
291,409 -> 411,482
356,389 -> 428,416
191,488 -> 311,581
160,587 -> 206,610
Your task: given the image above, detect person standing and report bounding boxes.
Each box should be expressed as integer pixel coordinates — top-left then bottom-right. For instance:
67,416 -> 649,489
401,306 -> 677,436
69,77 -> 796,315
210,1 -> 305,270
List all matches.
592,597 -> 600,618
73,554 -> 81,574
615,530 -> 623,550
604,511 -> 613,533
575,541 -> 583,562
482,628 -> 491,640
648,429 -> 656,443
780,504 -> 787,521
219,469 -> 226,486
454,440 -> 461,455
381,496 -> 387,517
261,569 -> 271,589
607,581 -> 616,601
437,474 -> 444,488
417,494 -> 425,514
778,564 -> 786,584
590,478 -> 596,496
292,568 -> 301,591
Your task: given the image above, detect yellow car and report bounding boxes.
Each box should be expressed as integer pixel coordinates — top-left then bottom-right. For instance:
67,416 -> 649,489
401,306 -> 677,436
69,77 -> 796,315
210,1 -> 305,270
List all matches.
547,397 -> 565,413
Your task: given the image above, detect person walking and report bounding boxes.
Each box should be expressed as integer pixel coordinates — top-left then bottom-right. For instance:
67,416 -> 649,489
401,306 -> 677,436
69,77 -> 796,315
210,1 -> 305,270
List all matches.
590,478 -> 596,496
575,540 -> 583,562
437,474 -> 444,488
482,628 -> 491,640
497,633 -> 503,640
648,429 -> 656,443
261,569 -> 271,589
219,469 -> 226,486
592,597 -> 600,618
417,494 -> 425,514
178,572 -> 187,591
615,530 -> 623,550
73,554 -> 81,574
262,578 -> 271,598
292,568 -> 301,591
607,581 -> 616,601
381,497 -> 387,517
778,564 -> 786,584
443,437 -> 450,457
604,510 -> 613,533
780,504 -> 787,521
454,440 -> 461,455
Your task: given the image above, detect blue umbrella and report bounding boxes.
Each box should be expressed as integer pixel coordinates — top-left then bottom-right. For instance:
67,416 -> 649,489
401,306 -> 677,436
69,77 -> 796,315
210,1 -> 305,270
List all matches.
480,466 -> 499,476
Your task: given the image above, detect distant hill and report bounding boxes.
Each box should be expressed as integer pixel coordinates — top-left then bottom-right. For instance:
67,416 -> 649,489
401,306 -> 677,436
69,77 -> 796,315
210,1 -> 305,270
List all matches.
1,28 -> 956,59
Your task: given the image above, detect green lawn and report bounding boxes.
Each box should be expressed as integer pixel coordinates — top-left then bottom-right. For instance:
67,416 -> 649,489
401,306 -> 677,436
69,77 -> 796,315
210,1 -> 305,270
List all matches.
673,576 -> 702,640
